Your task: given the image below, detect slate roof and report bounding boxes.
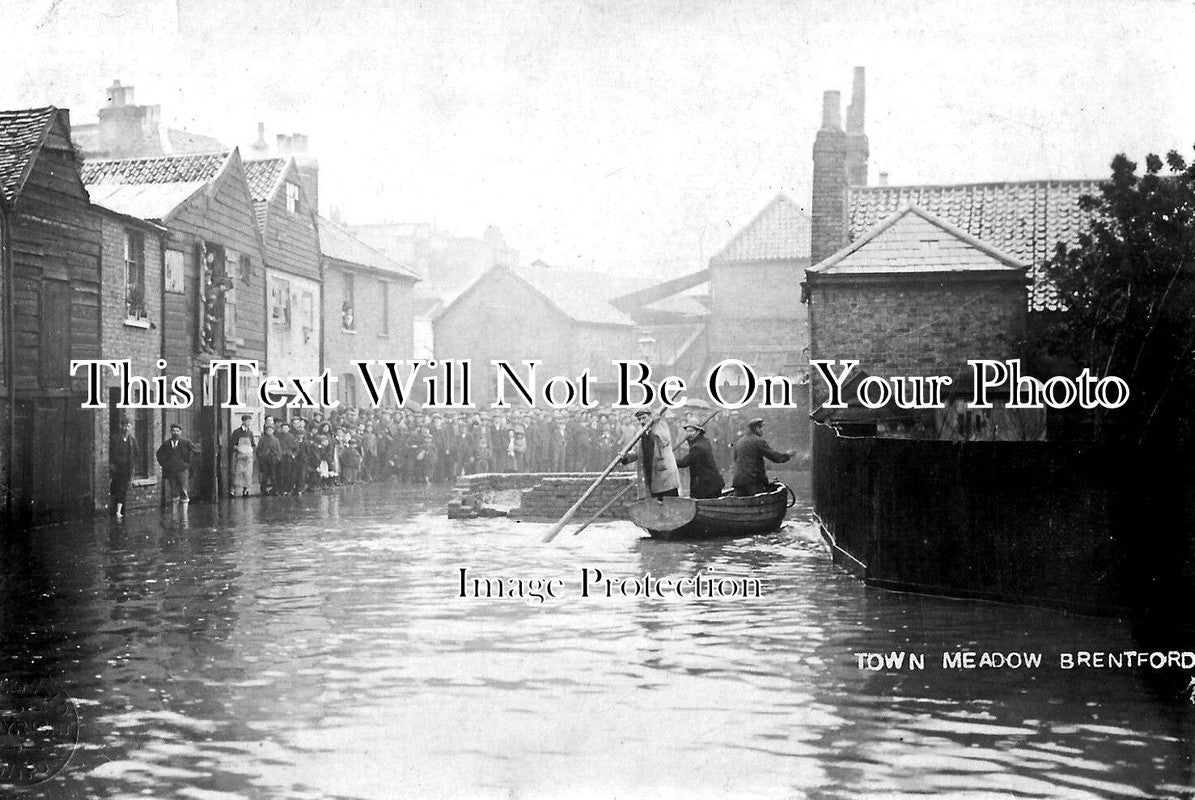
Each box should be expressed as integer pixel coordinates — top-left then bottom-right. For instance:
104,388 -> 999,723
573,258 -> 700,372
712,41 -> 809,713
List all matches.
847,180 -> 1103,311
809,205 -> 1026,276
317,215 -> 421,280
711,193 -> 812,263
0,107 -> 57,205
82,152 -> 230,185
86,182 -> 208,222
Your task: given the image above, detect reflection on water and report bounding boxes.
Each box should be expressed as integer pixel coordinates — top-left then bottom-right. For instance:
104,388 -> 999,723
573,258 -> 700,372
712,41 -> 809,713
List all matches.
1,482 -> 1192,799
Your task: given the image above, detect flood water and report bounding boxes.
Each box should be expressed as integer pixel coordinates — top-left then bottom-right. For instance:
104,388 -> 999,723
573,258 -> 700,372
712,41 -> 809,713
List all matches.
1,480 -> 1192,799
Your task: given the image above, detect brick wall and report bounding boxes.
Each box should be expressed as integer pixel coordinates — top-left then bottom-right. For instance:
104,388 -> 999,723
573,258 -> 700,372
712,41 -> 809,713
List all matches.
807,278 -> 1027,403
95,212 -> 165,512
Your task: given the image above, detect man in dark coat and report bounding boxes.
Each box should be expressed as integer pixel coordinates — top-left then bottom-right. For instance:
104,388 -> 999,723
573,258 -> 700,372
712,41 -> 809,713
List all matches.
110,417 -> 138,518
676,422 -> 724,499
731,417 -> 792,496
156,423 -> 199,503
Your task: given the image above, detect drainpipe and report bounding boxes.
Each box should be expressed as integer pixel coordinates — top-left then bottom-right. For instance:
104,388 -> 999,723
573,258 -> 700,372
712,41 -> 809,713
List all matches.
2,206 -> 14,524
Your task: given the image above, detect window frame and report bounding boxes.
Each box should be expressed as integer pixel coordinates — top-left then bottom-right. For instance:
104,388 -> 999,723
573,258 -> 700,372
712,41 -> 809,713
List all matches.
124,228 -> 147,321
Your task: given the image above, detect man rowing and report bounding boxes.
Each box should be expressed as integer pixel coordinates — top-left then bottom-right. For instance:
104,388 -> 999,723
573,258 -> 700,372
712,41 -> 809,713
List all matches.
620,408 -> 680,499
731,417 -> 793,496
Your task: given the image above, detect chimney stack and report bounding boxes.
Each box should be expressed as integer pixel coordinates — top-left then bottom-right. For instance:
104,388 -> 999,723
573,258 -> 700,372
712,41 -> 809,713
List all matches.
276,134 -> 292,154
845,66 -> 868,187
811,89 -> 849,266
106,80 -> 133,108
292,133 -> 309,153
289,132 -> 319,215
251,122 -> 268,154
821,90 -> 842,131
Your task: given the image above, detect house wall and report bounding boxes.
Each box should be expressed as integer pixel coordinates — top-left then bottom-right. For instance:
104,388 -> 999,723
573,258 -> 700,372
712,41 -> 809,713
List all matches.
94,212 -> 164,512
433,269 -> 635,407
708,259 -> 808,358
807,277 -> 1026,403
6,118 -> 103,526
259,160 -> 322,380
321,259 -> 417,407
160,153 -> 267,500
266,269 -> 321,380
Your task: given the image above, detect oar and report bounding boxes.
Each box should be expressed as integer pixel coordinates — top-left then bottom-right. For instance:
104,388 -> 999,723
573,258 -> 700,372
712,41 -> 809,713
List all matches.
571,482 -> 635,536
541,409 -> 663,543
570,409 -> 723,538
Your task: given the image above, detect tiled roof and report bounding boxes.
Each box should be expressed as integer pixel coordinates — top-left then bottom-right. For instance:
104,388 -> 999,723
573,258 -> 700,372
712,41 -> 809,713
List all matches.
711,193 -> 811,263
0,107 -> 55,205
243,157 -> 286,201
81,152 -> 229,185
511,266 -> 638,326
809,205 -> 1026,276
848,180 -> 1103,311
317,215 -> 421,280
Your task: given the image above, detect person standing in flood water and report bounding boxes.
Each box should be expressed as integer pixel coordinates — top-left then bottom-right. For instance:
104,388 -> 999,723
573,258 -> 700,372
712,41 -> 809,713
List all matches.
156,423 -> 198,504
110,417 -> 137,518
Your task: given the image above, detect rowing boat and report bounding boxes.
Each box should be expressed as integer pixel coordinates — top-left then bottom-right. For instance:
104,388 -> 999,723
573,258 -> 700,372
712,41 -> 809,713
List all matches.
626,483 -> 794,540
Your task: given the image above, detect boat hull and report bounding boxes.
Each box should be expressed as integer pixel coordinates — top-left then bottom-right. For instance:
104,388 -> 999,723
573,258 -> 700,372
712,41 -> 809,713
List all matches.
630,483 -> 792,540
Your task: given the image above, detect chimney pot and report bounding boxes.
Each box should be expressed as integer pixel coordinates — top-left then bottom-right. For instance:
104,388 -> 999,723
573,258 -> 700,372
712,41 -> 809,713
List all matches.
821,91 -> 842,131
276,134 -> 291,154
879,171 -> 889,186
292,133 -> 308,153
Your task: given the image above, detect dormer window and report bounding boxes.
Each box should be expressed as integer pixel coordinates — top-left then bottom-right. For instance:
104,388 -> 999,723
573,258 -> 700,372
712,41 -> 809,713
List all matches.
286,182 -> 301,214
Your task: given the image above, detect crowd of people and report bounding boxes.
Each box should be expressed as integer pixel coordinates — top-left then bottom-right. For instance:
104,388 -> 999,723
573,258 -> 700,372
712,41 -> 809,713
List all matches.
112,406 -> 800,512
235,406 -> 792,497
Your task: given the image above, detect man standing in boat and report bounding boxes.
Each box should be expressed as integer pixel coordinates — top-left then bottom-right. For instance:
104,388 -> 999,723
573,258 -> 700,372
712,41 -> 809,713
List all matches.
731,417 -> 793,496
620,408 -> 680,499
676,419 -> 725,499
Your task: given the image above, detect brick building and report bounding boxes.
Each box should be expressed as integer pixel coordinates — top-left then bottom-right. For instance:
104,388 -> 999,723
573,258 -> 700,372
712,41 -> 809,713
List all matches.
84,150 -> 269,499
318,215 -> 420,407
0,107 -> 103,527
804,68 -> 1101,429
92,204 -> 168,513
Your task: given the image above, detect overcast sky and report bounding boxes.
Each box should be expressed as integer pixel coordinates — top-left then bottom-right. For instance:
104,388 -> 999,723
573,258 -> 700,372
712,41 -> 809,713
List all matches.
3,0 -> 1192,277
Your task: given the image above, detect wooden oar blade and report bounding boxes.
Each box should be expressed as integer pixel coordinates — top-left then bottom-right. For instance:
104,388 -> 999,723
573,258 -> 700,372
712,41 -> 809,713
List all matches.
627,498 -> 697,532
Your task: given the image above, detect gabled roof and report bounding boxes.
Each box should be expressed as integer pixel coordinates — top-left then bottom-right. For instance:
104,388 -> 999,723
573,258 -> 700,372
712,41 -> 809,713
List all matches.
711,193 -> 811,264
808,204 -> 1027,277
441,264 -> 638,327
0,107 -> 58,206
317,215 -> 420,280
242,157 -> 290,229
82,152 -> 230,185
513,266 -> 637,326
848,180 -> 1102,311
81,151 -> 234,221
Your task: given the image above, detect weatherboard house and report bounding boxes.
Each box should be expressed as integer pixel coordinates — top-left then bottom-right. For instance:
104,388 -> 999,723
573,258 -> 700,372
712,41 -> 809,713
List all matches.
83,150 -> 269,500
0,106 -> 103,526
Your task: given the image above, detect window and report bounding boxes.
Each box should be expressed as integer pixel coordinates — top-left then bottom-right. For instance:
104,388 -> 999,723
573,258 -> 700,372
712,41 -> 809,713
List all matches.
286,182 -> 301,214
342,273 -> 356,331
224,285 -> 239,345
342,372 -> 357,407
300,291 -> 315,343
379,280 -> 390,337
239,253 -> 252,285
165,250 -> 185,293
271,277 -> 292,327
124,229 -> 146,320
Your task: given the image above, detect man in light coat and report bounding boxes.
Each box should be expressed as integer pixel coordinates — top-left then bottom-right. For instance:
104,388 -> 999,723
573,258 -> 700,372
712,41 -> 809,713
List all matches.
621,409 -> 680,499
